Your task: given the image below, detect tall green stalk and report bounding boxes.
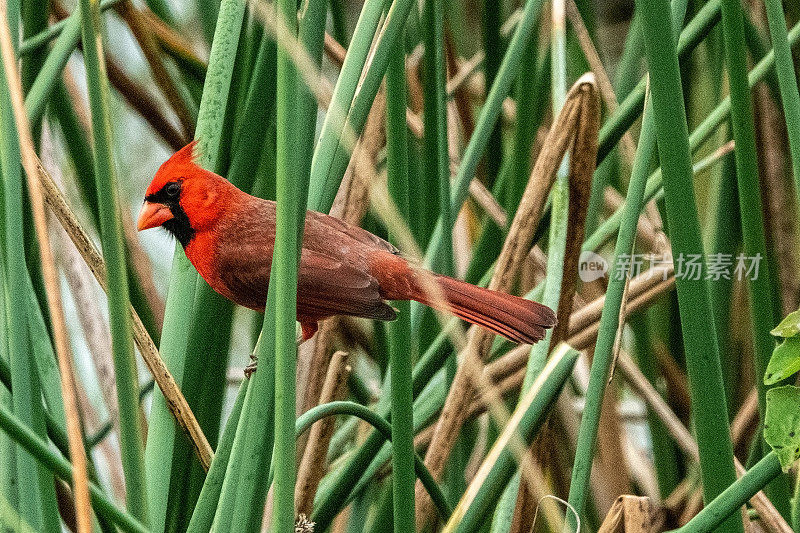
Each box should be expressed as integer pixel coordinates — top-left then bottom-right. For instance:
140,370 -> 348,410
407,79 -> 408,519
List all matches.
143,0 -> 246,528
271,0 -> 307,527
186,382 -> 248,532
0,403 -> 148,533
308,0 -> 416,214
492,3 -> 570,525
482,0 -> 502,189
567,97 -> 656,519
718,0 -> 790,515
423,0 -> 452,271
568,0 -> 689,516
386,28 -> 415,532
78,0 -> 148,522
638,1 -> 741,532
306,0 -> 393,211
763,0 -> 800,199
0,50 -> 56,533
420,0 -> 545,275
585,17 -> 800,255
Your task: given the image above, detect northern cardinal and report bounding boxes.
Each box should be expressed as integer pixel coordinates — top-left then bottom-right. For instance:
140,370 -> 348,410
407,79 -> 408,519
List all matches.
137,142 -> 556,342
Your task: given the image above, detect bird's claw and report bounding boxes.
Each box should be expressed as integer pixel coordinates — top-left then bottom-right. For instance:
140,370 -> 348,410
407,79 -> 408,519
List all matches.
244,353 -> 258,378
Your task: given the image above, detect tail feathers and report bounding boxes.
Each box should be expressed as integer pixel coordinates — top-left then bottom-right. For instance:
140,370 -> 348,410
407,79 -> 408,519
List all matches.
420,275 -> 556,345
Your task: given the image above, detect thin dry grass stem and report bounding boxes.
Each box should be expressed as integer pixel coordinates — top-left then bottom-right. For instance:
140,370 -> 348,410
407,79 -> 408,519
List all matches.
468,178 -> 507,227
615,350 -> 792,533
324,32 -> 423,138
295,351 -> 350,515
56,225 -> 128,499
680,490 -> 704,526
102,56 -> 188,150
441,344 -> 575,532
250,0 -> 355,154
446,51 -> 484,98
42,134 -> 128,499
663,477 -> 693,516
444,7 -> 520,97
565,0 -> 636,166
568,276 -> 675,351
482,266 -> 676,405
415,75 -> 599,527
604,188 -> 660,252
297,319 -> 339,417
445,34 -> 475,146
509,72 -> 600,531
323,32 -> 346,67
730,389 -> 758,446
0,9 -> 91,532
507,456 -> 567,533
34,156 -> 214,469
608,275 -> 631,383
116,0 -> 194,137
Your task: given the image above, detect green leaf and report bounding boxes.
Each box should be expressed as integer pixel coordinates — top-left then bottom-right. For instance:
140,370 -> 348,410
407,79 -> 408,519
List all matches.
765,337 -> 800,385
771,309 -> 800,338
765,386 -> 800,471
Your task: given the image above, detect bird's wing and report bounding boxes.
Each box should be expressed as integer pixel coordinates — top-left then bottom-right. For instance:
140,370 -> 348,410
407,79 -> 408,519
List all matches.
297,249 -> 396,321
217,237 -> 395,321
304,210 -> 399,255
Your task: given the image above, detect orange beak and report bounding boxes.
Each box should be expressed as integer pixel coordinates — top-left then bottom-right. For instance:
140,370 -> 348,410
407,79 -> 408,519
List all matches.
137,201 -> 174,231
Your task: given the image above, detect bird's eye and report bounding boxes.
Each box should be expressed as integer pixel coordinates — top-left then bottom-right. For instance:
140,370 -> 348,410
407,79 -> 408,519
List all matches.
165,182 -> 181,198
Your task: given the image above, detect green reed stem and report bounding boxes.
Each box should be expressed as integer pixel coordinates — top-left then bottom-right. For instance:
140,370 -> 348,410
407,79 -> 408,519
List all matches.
0,403 -> 148,533
186,382 -> 247,533
296,401 -> 451,522
386,27 -> 415,532
143,0 -> 246,527
674,452 -> 782,533
306,0 -> 386,211
719,0 -> 790,514
78,0 -> 147,521
584,17 -> 800,256
567,96 -> 656,519
421,0 -> 545,273
638,1 -> 742,531
0,51 -> 54,533
763,0 -> 800,201
271,0 -> 306,528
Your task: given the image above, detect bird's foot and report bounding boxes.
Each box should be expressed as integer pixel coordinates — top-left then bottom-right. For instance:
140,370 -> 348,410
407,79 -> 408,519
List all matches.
244,353 -> 258,379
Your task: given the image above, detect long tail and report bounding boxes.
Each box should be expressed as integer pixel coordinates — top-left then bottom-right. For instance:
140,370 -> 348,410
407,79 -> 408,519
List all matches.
372,252 -> 556,344
424,275 -> 557,344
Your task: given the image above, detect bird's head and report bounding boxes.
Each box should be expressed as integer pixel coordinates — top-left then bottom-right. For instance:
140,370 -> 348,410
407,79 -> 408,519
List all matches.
137,141 -> 229,246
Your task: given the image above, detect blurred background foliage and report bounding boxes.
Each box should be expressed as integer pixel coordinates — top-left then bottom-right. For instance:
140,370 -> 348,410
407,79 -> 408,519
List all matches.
1,0 -> 800,531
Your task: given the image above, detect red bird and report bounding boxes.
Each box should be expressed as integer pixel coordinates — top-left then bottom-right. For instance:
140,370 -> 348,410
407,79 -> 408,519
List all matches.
137,142 -> 556,343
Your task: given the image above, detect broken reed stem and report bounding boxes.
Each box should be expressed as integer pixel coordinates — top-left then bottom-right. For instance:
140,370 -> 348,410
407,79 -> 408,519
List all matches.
0,9 -> 92,532
34,156 -> 213,470
551,72 -> 600,345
